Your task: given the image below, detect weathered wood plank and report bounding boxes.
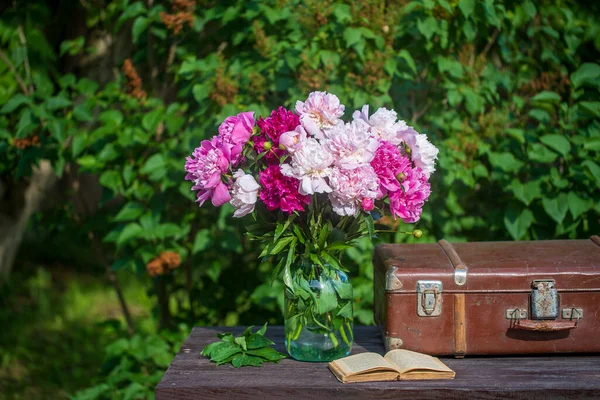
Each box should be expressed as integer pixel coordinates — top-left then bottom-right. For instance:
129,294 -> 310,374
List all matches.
156,326 -> 600,399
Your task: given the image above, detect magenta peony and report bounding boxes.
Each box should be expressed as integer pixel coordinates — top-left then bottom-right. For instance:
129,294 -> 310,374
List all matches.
218,111 -> 255,146
259,165 -> 310,214
254,107 -> 300,160
184,138 -> 232,207
388,167 -> 431,223
370,141 -> 412,198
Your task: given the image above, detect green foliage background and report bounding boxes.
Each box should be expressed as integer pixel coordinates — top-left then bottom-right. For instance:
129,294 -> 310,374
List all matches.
1,0 -> 599,398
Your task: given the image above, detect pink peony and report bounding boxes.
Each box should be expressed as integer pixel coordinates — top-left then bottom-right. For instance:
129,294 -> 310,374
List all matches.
279,126 -> 307,153
327,166 -> 379,216
388,167 -> 431,223
254,107 -> 300,160
295,91 -> 345,139
218,111 -> 255,146
259,165 -> 310,214
184,138 -> 232,207
323,119 -> 378,169
370,141 -> 412,198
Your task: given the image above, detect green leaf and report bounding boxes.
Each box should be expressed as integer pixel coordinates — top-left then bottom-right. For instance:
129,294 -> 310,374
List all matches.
245,347 -> 286,362
140,154 -> 166,175
343,27 -> 362,47
504,208 -> 534,240
417,16 -> 437,40
47,119 -> 66,142
256,323 -> 268,336
217,332 -> 235,343
489,152 -> 524,172
201,341 -> 227,358
246,334 -> 273,350
398,50 -> 417,75
531,91 -> 561,104
529,143 -> 558,163
117,223 -> 143,245
567,192 -> 591,220
115,201 -> 144,222
332,280 -> 353,300
258,236 -> 294,257
540,134 -> 571,157
315,280 -> 338,314
132,16 -> 150,43
459,0 -> 475,17
231,354 -> 263,368
337,301 -> 353,319
1,94 -> 30,113
72,103 -> 93,122
583,137 -> 600,151
234,336 -> 247,351
211,343 -> 242,363
142,108 -> 163,133
46,96 -> 72,110
580,101 -> 600,118
437,57 -> 463,78
571,63 -> 600,88
193,229 -> 212,254
542,193 -> 569,224
582,160 -> 600,186
510,180 -> 541,206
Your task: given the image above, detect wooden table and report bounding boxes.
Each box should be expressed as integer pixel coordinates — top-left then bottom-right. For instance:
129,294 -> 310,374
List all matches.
156,326 -> 600,399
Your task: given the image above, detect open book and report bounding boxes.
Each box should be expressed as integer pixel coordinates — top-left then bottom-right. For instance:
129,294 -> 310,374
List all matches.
328,349 -> 455,383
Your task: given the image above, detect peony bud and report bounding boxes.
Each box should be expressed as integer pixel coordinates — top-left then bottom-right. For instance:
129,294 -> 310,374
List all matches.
279,130 -> 305,153
361,198 -> 374,212
263,141 -> 272,151
412,229 -> 423,239
396,172 -> 406,182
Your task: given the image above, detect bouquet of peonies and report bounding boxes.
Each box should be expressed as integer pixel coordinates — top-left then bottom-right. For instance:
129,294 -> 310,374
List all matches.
184,91 -> 438,361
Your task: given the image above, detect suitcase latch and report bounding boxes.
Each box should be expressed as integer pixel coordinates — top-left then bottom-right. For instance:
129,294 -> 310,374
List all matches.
530,279 -> 559,320
417,280 -> 442,317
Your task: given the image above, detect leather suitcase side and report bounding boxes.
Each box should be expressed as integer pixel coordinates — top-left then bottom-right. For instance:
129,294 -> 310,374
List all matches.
373,236 -> 600,356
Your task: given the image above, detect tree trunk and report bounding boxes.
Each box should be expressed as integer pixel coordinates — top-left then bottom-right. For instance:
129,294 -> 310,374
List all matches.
0,160 -> 57,282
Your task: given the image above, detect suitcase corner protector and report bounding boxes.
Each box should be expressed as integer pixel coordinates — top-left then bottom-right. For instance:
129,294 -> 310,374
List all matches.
384,336 -> 403,351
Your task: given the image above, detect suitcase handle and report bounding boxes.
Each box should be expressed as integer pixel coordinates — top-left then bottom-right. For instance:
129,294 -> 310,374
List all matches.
514,320 -> 577,332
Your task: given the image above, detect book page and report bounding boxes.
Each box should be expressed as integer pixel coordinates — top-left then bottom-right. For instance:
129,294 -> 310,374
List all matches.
384,349 -> 453,374
332,352 -> 399,376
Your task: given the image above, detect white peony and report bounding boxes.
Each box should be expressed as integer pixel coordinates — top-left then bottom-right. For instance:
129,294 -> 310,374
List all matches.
323,119 -> 379,169
230,170 -> 260,218
400,131 -> 439,179
280,138 -> 334,195
352,105 -> 408,145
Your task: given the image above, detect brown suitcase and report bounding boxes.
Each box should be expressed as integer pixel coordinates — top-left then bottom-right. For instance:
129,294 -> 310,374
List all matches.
373,236 -> 600,357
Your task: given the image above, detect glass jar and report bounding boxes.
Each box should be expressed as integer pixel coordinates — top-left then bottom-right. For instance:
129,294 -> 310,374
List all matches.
284,260 -> 353,362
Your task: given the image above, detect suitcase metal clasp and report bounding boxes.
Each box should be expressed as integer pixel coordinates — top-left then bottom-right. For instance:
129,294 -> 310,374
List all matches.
530,279 -> 559,320
417,280 -> 442,317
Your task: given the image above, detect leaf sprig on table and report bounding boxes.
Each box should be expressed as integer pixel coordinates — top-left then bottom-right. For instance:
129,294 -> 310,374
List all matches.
201,324 -> 286,367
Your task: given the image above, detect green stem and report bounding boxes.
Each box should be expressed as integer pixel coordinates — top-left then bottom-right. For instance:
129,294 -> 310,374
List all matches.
339,324 -> 351,347
345,322 -> 354,341
292,322 -> 303,340
329,332 -> 340,348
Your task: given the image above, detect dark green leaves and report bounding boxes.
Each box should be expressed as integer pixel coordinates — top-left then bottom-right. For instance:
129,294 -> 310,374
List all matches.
539,134 -> 570,157
201,324 -> 285,368
504,208 -> 535,240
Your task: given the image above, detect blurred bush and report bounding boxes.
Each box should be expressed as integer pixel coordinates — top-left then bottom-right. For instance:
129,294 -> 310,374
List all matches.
1,0 -> 599,398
